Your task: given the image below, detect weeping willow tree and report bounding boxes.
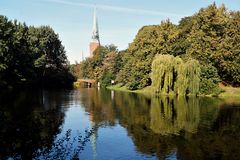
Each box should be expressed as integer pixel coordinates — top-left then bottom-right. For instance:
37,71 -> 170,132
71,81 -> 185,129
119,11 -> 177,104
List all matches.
151,55 -> 176,94
151,54 -> 200,96
175,59 -> 188,95
185,60 -> 201,95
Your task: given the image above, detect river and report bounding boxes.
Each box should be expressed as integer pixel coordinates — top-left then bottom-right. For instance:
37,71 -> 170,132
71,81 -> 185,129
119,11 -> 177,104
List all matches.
0,88 -> 240,160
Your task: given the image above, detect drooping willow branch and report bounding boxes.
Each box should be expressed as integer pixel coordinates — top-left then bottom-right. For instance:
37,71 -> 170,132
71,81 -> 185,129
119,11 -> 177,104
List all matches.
151,54 -> 200,96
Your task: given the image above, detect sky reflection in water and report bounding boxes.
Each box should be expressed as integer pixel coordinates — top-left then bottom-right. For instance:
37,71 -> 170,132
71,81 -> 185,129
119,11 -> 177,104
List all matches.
0,88 -> 240,160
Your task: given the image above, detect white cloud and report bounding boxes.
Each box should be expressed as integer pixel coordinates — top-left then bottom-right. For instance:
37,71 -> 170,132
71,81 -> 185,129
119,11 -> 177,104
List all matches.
41,0 -> 186,18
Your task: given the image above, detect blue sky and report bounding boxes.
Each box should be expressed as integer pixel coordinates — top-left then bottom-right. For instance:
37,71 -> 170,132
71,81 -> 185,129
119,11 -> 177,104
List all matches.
0,0 -> 239,63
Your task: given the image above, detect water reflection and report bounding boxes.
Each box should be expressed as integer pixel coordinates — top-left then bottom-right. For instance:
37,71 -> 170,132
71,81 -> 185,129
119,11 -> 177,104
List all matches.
80,89 -> 117,127
35,128 -> 97,160
78,89 -> 240,159
0,89 -> 240,160
149,97 -> 221,135
0,90 -> 67,159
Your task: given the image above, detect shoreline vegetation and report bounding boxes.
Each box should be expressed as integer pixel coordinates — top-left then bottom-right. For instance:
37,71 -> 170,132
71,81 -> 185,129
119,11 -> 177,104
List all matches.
1,3 -> 240,94
73,3 -> 240,98
0,15 -> 75,90
107,84 -> 240,99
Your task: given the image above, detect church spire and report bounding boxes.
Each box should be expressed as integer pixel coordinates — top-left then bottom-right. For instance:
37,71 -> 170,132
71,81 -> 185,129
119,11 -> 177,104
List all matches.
89,7 -> 100,57
92,7 -> 100,43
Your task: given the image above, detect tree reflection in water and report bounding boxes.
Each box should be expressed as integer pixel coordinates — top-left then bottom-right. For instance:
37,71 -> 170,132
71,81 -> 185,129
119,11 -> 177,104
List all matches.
0,89 -> 96,160
0,90 -> 64,159
80,89 -> 240,160
1,89 -> 240,160
35,127 -> 97,160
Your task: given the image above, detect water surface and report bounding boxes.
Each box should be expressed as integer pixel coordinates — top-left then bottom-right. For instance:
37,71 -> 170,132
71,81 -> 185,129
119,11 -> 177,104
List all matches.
0,88 -> 240,160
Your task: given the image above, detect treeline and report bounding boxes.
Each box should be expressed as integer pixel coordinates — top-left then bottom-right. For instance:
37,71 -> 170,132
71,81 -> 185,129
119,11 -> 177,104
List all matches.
74,3 -> 240,94
0,15 -> 75,89
73,45 -> 121,87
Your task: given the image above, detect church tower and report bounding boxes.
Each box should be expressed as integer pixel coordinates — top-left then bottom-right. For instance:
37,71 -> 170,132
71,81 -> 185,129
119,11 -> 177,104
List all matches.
89,8 -> 100,57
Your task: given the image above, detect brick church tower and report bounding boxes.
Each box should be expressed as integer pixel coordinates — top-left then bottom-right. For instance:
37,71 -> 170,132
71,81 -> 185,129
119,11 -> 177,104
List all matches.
89,8 -> 100,57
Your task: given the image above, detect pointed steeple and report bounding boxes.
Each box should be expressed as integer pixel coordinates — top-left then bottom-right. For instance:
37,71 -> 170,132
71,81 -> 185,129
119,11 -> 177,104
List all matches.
92,7 -> 100,43
89,7 -> 100,57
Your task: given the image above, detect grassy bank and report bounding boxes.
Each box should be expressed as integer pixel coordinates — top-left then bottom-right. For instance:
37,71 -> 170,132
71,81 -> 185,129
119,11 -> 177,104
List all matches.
219,86 -> 240,98
107,84 -> 240,98
107,84 -> 152,95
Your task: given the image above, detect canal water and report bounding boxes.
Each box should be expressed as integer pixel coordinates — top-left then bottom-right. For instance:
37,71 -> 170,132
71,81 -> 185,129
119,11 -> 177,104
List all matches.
0,88 -> 240,160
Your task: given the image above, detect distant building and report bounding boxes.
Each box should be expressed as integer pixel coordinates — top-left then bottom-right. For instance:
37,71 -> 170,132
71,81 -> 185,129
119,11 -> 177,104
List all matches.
89,8 -> 100,57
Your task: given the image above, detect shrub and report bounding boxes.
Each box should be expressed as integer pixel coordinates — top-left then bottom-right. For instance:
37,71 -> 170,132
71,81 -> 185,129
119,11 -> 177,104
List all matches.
200,78 -> 223,95
199,64 -> 222,95
100,72 -> 114,87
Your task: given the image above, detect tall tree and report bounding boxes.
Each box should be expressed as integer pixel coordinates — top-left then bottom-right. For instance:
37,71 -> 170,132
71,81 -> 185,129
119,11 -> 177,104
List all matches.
0,15 -> 74,88
120,20 -> 179,90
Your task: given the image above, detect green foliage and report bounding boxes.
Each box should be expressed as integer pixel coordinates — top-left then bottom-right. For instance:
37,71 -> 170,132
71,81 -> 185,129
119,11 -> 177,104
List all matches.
0,15 -> 74,88
216,11 -> 240,85
118,20 -> 180,90
174,59 -> 188,95
200,78 -> 223,95
151,55 -> 222,96
151,55 -> 200,96
185,4 -> 240,85
199,64 -> 222,95
200,64 -> 221,83
186,4 -> 228,63
34,54 -> 47,68
151,54 -> 175,94
117,3 -> 240,89
186,59 -> 201,95
100,72 -> 114,87
74,3 -> 240,91
72,45 -> 118,87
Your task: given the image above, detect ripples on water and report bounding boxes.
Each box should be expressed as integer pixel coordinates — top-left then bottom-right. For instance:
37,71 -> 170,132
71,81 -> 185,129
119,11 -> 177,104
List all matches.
0,88 -> 240,160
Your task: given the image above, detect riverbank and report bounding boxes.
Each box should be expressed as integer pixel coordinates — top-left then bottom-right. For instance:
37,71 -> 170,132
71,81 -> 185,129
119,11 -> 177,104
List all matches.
219,86 -> 240,98
107,84 -> 152,94
107,84 -> 240,98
